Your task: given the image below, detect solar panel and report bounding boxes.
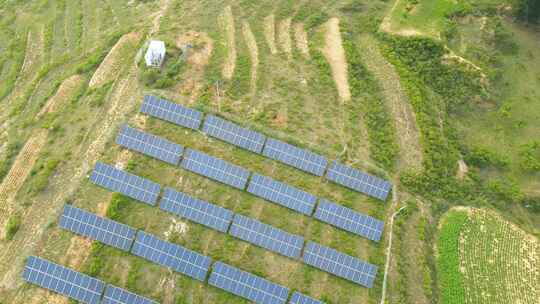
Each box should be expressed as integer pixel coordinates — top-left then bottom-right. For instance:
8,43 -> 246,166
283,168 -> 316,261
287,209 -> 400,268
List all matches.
208,262 -> 290,304
131,231 -> 211,281
302,242 -> 378,288
102,285 -> 158,304
229,214 -> 304,259
325,161 -> 392,201
262,138 -> 328,176
181,149 -> 250,190
22,256 -> 105,304
116,124 -> 184,165
313,199 -> 384,242
247,174 -> 317,215
59,204 -> 136,251
89,162 -> 161,206
159,187 -> 234,233
290,292 -> 324,304
202,114 -> 267,153
140,95 -> 203,130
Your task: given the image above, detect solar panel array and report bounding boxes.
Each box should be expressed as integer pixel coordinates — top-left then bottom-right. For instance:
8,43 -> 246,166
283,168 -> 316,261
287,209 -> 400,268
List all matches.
314,199 -> 384,242
116,124 -> 184,165
290,292 -> 324,304
209,262 -> 290,304
262,138 -> 328,176
326,161 -> 392,201
59,204 -> 136,251
90,162 -> 161,206
302,242 -> 377,288
181,149 -> 250,190
160,187 -> 234,233
202,114 -> 267,153
229,214 -> 304,259
102,285 -> 158,304
141,95 -> 203,130
247,174 -> 317,215
23,256 -> 105,304
131,231 -> 211,281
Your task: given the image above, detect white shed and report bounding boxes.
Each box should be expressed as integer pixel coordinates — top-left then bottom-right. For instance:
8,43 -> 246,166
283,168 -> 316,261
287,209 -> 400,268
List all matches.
145,40 -> 166,67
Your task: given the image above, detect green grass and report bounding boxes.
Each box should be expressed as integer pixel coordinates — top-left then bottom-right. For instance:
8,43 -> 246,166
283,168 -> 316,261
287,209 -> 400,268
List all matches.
437,210 -> 468,304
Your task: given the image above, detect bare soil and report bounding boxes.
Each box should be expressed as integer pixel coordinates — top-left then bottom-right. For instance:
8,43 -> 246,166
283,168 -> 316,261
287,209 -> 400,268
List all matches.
321,18 -> 351,103
293,23 -> 310,58
277,18 -> 292,57
37,75 -> 83,117
263,14 -> 278,55
89,32 -> 141,88
220,6 -> 236,80
242,21 -> 259,96
358,34 -> 424,170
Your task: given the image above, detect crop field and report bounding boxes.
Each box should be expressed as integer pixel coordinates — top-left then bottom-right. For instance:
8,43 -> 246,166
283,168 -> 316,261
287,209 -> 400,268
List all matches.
437,208 -> 539,304
1,0 -> 539,304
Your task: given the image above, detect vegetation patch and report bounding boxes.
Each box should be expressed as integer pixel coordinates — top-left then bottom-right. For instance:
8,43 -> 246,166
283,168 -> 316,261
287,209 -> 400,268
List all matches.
4,215 -> 21,241
437,210 -> 468,304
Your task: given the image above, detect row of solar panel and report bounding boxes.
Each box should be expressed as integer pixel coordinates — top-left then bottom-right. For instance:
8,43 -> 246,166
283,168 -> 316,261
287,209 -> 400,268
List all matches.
111,126 -> 385,242
54,205 -> 327,303
86,162 -> 382,289
90,161 -> 384,244
23,256 -> 158,304
140,94 -> 392,201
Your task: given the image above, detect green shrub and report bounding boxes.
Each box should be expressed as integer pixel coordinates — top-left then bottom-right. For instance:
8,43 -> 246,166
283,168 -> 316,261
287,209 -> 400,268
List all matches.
463,146 -> 508,168
5,215 -> 21,241
83,242 -> 105,276
519,141 -> 540,172
106,193 -> 131,220
29,158 -> 61,194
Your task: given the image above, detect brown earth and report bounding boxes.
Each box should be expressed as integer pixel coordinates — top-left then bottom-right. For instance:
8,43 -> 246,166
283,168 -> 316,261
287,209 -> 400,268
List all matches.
89,32 -> 141,88
37,75 -> 84,117
263,14 -> 278,55
321,18 -> 351,103
242,21 -> 259,96
220,6 -> 236,80
293,23 -> 310,58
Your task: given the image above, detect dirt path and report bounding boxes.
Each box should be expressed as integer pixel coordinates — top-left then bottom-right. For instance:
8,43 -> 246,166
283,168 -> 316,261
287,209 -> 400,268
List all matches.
220,6 -> 236,80
263,14 -> 278,55
21,27 -> 43,74
321,18 -> 351,103
89,32 -> 142,88
242,21 -> 259,96
0,129 -> 49,231
358,34 -> 423,170
293,23 -> 310,58
37,75 -> 83,117
277,18 -> 292,57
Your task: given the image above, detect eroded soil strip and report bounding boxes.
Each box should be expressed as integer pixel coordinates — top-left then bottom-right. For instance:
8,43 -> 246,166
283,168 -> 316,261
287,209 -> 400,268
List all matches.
242,21 -> 259,96
220,6 -> 236,80
263,14 -> 278,55
322,18 -> 351,103
293,23 -> 310,58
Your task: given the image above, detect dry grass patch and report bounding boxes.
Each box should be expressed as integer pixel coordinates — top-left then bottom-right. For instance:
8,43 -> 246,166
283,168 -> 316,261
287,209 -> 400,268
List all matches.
321,18 -> 351,103
37,74 -> 84,117
219,6 -> 236,80
277,18 -> 292,57
263,14 -> 278,55
242,21 -> 259,96
293,23 -> 310,58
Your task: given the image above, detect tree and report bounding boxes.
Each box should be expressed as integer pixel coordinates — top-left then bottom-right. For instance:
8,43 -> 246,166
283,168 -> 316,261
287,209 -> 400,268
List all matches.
517,0 -> 540,24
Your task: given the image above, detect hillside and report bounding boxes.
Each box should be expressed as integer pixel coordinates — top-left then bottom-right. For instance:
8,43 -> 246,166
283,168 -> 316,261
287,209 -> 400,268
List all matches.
0,1 -> 538,304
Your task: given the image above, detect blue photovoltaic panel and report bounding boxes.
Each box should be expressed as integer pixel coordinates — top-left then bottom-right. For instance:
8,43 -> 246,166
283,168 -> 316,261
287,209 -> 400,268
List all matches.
290,292 -> 324,304
325,161 -> 392,201
116,124 -> 184,165
89,162 -> 161,206
22,256 -> 105,304
140,94 -> 203,130
181,149 -> 250,190
247,174 -> 316,215
202,114 -> 266,153
59,204 -> 136,251
131,231 -> 211,281
262,138 -> 328,176
159,187 -> 234,233
102,285 -> 158,304
229,214 -> 304,259
313,199 -> 384,242
209,262 -> 289,304
302,242 -> 378,288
